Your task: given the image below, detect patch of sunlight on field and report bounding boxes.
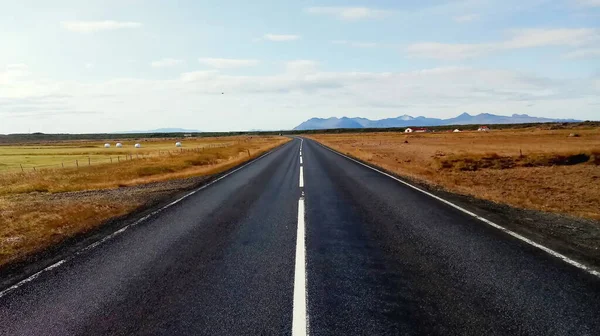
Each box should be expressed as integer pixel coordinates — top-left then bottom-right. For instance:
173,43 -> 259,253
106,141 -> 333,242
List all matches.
0,137 -> 237,172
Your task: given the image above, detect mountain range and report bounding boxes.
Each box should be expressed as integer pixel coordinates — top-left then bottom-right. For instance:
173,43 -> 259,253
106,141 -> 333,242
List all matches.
293,113 -> 580,130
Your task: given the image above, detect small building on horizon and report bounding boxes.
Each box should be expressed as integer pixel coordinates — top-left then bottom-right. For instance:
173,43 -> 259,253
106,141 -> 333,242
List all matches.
405,127 -> 428,133
478,125 -> 490,131
453,129 -> 461,133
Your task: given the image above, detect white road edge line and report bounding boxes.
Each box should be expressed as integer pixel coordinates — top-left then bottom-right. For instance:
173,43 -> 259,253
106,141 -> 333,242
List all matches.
292,197 -> 308,336
299,166 -> 304,188
314,139 -> 600,279
0,141 -> 292,299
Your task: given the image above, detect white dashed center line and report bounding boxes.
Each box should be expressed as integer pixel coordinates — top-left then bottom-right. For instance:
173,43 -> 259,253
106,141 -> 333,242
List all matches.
292,138 -> 308,335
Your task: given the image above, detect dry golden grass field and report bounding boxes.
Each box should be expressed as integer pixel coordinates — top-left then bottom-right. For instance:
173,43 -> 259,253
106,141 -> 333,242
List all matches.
0,137 -> 241,172
0,136 -> 288,266
309,127 -> 600,220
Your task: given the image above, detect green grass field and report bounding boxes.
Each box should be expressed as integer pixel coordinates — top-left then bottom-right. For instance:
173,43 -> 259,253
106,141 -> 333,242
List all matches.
0,138 -> 235,172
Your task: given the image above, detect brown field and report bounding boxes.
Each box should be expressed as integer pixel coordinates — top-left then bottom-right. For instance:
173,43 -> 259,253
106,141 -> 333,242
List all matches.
0,137 -> 242,172
0,136 -> 288,266
308,128 -> 600,220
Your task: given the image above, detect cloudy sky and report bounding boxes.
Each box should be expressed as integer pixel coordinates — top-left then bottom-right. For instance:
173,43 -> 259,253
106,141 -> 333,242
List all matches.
1,0 -> 599,133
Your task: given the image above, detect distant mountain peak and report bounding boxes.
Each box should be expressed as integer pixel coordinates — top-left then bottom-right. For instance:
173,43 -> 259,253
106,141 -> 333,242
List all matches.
293,113 -> 579,130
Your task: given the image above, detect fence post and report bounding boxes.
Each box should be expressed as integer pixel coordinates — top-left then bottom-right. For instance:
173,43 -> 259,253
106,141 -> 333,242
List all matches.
62,162 -> 64,168
76,160 -> 79,168
118,156 -> 120,162
110,157 -> 113,163
88,157 -> 91,166
33,167 -> 36,172
247,149 -> 250,157
20,164 -> 24,172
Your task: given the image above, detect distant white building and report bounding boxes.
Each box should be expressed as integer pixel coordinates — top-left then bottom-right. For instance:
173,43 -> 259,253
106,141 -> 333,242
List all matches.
405,127 -> 428,133
453,129 -> 461,133
478,125 -> 490,132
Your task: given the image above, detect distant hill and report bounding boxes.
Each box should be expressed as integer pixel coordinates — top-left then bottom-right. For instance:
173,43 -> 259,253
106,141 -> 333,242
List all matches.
293,117 -> 364,130
293,113 -> 580,130
115,128 -> 201,134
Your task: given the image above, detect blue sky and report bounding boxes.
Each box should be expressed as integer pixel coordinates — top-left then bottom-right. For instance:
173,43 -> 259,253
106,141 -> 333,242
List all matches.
1,0 -> 599,133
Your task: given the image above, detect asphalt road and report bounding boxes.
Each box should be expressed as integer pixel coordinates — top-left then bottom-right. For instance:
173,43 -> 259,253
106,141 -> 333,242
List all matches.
1,138 -> 599,335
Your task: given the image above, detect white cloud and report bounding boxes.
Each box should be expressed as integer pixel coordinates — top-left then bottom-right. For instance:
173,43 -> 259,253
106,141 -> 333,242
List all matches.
305,7 -> 392,20
198,58 -> 259,69
2,64 -> 598,133
332,40 -> 378,48
504,28 -> 599,48
6,64 -> 28,72
151,58 -> 185,68
180,70 -> 219,82
563,48 -> 600,58
453,14 -> 480,23
285,60 -> 319,74
407,28 -> 600,59
574,0 -> 600,7
1,64 -> 30,81
61,20 -> 142,33
406,42 -> 494,60
264,34 -> 301,42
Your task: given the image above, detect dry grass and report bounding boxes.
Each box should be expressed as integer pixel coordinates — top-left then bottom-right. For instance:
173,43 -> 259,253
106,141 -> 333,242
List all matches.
0,137 -> 243,171
308,127 -> 600,220
0,136 -> 287,195
0,194 -> 139,266
0,136 -> 289,266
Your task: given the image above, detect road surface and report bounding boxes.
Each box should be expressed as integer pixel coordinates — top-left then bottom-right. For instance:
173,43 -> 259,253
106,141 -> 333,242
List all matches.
1,138 -> 599,335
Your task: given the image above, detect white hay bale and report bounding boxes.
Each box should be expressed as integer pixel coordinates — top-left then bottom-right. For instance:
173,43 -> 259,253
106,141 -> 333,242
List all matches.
116,143 -> 123,148
104,143 -> 111,148
175,142 -> 182,147
134,143 -> 141,148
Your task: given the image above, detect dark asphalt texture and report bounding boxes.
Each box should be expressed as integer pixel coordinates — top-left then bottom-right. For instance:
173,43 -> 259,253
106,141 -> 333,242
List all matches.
1,138 -> 600,335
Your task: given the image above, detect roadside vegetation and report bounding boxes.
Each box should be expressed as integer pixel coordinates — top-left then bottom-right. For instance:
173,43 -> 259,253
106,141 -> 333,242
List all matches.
0,136 -> 288,267
308,127 -> 600,220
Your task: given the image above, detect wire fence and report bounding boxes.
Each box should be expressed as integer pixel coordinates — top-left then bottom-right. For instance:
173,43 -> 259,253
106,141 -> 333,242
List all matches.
1,142 -> 236,174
